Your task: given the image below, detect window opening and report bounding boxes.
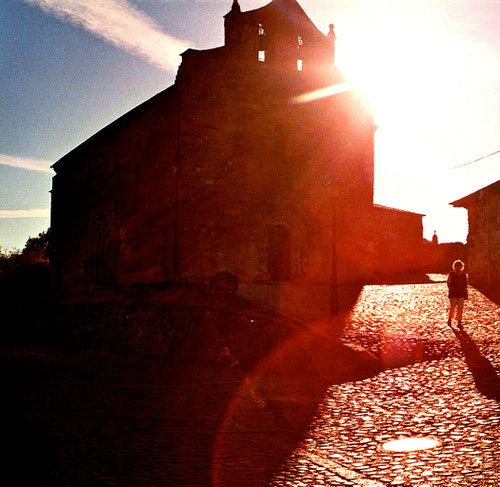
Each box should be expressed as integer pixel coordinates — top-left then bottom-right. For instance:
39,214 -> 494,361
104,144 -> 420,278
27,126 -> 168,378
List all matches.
297,36 -> 303,70
258,23 -> 266,62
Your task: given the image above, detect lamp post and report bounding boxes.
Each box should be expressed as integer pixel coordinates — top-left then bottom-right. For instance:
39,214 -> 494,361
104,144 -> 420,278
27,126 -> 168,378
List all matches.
327,180 -> 340,317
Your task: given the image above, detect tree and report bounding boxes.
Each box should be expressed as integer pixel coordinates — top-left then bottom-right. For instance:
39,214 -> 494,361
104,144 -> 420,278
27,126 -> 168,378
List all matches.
0,246 -> 21,273
0,229 -> 51,273
23,228 -> 51,263
25,228 -> 51,254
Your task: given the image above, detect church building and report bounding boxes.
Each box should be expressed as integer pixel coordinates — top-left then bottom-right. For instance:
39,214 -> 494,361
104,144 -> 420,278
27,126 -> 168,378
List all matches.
51,0 -> 423,318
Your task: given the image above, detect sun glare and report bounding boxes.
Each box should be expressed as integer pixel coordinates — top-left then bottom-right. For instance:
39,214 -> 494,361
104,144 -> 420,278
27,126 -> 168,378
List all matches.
335,9 -> 464,131
291,81 -> 354,104
293,1 -> 495,241
382,437 -> 440,452
315,0 -> 499,231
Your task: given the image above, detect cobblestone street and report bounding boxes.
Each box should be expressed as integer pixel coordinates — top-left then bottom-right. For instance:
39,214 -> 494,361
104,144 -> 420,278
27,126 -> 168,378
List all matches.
268,276 -> 500,486
3,277 -> 500,486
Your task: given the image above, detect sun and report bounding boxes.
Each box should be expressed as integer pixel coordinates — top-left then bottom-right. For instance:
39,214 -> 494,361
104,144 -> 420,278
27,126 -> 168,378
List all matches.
297,0 -> 498,241
334,8 -> 463,131
325,3 -> 484,212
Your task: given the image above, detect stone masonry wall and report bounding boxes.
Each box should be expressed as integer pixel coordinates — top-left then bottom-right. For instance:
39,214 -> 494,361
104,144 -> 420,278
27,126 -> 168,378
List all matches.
51,88 -> 180,296
466,187 -> 500,289
174,47 -> 376,287
52,7 -> 392,307
370,206 -> 424,279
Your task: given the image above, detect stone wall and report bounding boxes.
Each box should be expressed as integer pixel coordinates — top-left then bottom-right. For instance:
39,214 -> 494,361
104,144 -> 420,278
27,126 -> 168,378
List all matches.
174,47 -> 376,290
51,88 -> 180,297
465,185 -> 499,289
370,205 -> 424,279
421,241 -> 467,273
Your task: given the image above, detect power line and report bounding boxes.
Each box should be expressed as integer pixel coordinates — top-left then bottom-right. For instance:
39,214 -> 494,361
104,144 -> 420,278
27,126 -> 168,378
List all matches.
451,149 -> 500,169
378,148 -> 500,182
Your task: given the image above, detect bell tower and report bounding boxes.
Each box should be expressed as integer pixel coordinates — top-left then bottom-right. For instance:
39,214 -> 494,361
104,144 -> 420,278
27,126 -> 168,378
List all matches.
223,0 -> 336,71
224,0 -> 242,48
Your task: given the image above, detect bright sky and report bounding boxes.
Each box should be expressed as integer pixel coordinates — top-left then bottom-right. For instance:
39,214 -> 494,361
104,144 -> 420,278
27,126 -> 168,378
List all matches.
1,0 -> 499,250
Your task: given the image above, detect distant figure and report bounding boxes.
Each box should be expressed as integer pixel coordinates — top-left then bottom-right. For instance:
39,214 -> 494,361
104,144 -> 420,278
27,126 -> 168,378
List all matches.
447,260 -> 468,329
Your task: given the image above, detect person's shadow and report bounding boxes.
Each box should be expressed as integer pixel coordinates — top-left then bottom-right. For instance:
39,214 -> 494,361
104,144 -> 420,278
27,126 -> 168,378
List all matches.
452,327 -> 500,400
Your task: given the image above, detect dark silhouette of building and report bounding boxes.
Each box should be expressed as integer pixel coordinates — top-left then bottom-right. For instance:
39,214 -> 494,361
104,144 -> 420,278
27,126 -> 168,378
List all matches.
370,204 -> 424,281
451,180 -> 499,293
421,237 -> 467,274
50,0 -> 423,318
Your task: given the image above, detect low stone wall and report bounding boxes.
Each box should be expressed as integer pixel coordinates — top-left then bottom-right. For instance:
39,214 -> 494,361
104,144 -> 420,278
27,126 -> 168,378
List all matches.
238,283 -> 330,321
46,300 -> 206,355
238,282 -> 364,320
3,287 -> 303,367
2,285 -> 381,380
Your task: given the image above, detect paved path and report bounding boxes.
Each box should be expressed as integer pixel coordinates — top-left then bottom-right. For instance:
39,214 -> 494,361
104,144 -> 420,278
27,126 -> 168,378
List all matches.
267,277 -> 500,487
3,277 -> 499,486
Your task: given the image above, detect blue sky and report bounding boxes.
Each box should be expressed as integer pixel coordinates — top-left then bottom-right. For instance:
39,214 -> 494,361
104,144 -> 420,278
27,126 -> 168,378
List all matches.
1,0 -> 499,250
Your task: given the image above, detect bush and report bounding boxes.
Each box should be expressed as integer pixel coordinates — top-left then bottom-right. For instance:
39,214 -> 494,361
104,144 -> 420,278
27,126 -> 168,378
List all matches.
0,228 -> 51,303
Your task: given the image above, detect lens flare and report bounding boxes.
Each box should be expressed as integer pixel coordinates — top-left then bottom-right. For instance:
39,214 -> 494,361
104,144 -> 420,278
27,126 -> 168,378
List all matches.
291,81 -> 355,104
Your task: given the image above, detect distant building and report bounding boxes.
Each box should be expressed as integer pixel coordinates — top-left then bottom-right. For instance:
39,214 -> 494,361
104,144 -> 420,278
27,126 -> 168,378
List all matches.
421,237 -> 467,274
50,0 -> 423,318
451,180 -> 500,291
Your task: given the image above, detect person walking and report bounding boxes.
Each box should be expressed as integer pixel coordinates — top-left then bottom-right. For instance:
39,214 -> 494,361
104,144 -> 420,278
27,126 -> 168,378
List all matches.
447,260 -> 468,329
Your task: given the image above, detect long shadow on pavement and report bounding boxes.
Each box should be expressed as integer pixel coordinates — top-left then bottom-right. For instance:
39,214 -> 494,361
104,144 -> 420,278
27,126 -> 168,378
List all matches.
452,327 -> 500,400
211,319 -> 380,487
2,323 -> 380,487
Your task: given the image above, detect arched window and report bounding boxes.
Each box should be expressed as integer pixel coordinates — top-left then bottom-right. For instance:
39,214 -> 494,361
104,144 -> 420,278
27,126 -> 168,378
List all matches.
84,217 -> 115,290
269,225 -> 291,281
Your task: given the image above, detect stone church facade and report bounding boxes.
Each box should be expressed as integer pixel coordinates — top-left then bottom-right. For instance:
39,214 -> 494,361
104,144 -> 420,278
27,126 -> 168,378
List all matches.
51,0 -> 423,317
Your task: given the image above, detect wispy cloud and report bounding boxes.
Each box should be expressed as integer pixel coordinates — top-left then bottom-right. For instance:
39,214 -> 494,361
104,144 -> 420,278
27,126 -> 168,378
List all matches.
0,209 -> 50,219
0,154 -> 54,173
23,0 -> 190,72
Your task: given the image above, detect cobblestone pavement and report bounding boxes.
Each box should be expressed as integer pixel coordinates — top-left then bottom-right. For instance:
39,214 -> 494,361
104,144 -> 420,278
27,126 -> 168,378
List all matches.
2,278 -> 500,486
268,277 -> 500,487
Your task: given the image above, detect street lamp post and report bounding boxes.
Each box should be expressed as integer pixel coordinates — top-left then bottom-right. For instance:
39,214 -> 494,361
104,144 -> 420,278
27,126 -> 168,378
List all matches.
327,180 -> 340,317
